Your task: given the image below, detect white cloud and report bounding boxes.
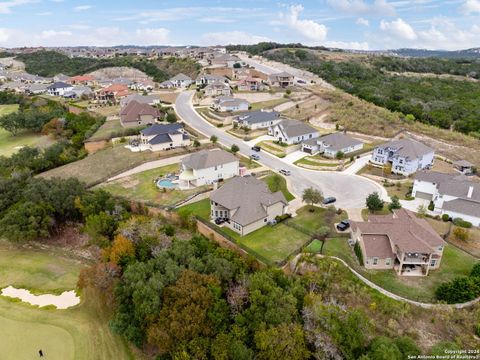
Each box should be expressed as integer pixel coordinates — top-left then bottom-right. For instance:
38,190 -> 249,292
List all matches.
36,11 -> 52,16
380,18 -> 417,40
0,0 -> 36,14
134,28 -> 170,45
201,31 -> 270,45
281,4 -> 328,43
0,28 -> 10,42
325,40 -> 370,50
356,17 -> 370,26
74,5 -> 92,12
198,17 -> 235,23
460,0 -> 480,14
40,30 -> 72,39
416,17 -> 480,50
327,0 -> 395,16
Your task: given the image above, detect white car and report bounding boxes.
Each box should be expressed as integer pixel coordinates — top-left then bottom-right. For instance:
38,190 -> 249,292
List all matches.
279,169 -> 291,176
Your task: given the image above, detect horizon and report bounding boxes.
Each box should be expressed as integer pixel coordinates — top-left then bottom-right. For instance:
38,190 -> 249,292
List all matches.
0,0 -> 479,51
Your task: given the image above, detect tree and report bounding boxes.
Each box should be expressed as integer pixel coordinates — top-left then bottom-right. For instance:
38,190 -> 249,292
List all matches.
302,187 -> 323,207
166,112 -> 177,123
417,204 -> 427,217
470,263 -> 480,278
107,234 -> 136,266
335,151 -> 344,160
366,192 -> 383,213
435,276 -> 480,303
230,144 -> 239,154
0,111 -> 24,135
210,135 -> 218,144
311,226 -> 330,254
453,227 -> 469,241
388,195 -> 401,211
254,323 -> 310,360
367,337 -> 402,360
193,139 -> 201,147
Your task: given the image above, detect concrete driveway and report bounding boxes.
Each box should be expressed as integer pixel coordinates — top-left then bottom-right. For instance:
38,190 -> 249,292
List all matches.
176,91 -> 387,209
342,154 -> 371,175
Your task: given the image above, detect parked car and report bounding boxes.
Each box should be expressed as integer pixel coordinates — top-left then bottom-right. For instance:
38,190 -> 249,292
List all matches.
251,145 -> 261,152
267,219 -> 277,226
215,218 -> 226,225
323,197 -> 336,205
250,153 -> 260,160
336,220 -> 350,231
279,169 -> 291,176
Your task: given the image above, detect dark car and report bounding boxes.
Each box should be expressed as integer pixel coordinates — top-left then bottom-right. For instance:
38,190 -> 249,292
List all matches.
323,197 -> 337,205
251,145 -> 261,152
214,218 -> 225,225
336,220 -> 350,231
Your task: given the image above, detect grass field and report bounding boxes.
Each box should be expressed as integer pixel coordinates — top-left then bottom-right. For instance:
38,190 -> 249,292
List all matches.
177,198 -> 211,219
262,173 -> 295,201
88,119 -> 126,141
98,164 -> 209,207
288,206 -> 348,237
0,104 -> 55,157
250,98 -> 288,110
0,241 -> 133,359
39,145 -> 162,187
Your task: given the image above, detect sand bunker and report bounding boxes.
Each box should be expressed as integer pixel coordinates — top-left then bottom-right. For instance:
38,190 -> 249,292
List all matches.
1,286 -> 80,309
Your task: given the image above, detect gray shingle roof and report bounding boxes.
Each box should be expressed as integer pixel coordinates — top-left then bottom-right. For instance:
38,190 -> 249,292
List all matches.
182,149 -> 238,170
443,198 -> 480,218
453,159 -> 473,167
140,123 -> 183,136
318,132 -> 363,152
376,139 -> 433,161
47,81 -> 71,89
415,171 -> 480,202
170,73 -> 192,81
235,110 -> 280,124
277,119 -> 317,138
210,176 -> 287,226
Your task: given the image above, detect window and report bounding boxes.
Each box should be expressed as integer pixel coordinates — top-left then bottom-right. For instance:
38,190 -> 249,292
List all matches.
385,258 -> 391,266
264,218 -> 267,222
438,246 -> 443,251
373,257 -> 378,265
430,259 -> 436,267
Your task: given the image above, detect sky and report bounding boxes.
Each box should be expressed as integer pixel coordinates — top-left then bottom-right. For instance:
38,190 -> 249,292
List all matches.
0,0 -> 480,50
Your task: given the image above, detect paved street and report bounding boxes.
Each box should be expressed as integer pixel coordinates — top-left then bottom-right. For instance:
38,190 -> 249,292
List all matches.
176,91 -> 387,209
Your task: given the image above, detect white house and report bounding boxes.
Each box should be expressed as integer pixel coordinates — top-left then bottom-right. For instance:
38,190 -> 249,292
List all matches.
412,171 -> 480,226
196,74 -> 229,86
210,176 -> 288,236
139,123 -> 190,152
179,149 -> 239,189
204,81 -> 231,97
233,110 -> 281,130
268,119 -> 319,145
302,132 -> 363,157
170,73 -> 193,88
211,97 -> 250,112
371,139 -> 434,176
47,82 -> 74,97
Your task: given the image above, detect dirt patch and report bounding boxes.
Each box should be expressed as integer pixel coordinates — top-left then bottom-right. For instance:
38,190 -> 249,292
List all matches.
116,177 -> 140,189
88,67 -> 150,80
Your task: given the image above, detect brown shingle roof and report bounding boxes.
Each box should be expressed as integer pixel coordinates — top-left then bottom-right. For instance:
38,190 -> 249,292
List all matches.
362,234 -> 394,258
120,100 -> 160,123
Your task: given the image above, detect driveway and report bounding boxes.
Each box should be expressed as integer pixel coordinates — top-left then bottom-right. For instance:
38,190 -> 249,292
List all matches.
342,154 -> 371,175
176,91 -> 386,209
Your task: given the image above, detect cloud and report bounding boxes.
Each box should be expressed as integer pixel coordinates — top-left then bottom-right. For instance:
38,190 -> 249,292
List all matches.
74,5 -> 92,12
40,30 -> 72,39
201,31 -> 270,45
0,0 -> 36,14
0,28 -> 10,42
356,17 -> 370,26
134,28 -> 170,44
36,11 -> 52,16
380,18 -> 417,40
460,0 -> 480,14
198,17 -> 235,23
325,40 -> 370,50
281,4 -> 328,43
327,0 -> 395,16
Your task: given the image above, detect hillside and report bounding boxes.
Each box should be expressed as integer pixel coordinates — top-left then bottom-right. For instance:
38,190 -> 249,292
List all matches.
15,50 -> 200,82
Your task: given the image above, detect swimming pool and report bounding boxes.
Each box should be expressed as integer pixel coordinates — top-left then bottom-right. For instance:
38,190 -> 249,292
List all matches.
157,178 -> 178,189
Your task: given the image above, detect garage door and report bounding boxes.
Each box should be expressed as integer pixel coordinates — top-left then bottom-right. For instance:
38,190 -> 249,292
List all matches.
415,191 -> 433,201
303,147 -> 313,154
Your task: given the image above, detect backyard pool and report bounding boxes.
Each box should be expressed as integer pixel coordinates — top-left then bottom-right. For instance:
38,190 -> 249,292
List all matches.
157,178 -> 178,189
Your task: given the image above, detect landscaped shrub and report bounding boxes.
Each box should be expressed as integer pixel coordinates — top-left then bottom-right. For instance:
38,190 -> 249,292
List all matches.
336,208 -> 343,215
428,201 -> 434,211
470,263 -> 480,277
275,213 -> 292,223
354,241 -> 364,266
453,218 -> 472,228
453,227 -> 469,241
435,270 -> 480,303
442,214 -> 450,222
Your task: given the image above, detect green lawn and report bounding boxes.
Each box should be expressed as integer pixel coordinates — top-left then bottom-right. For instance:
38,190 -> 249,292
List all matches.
250,98 -> 288,111
99,164 -> 209,207
0,241 -> 133,359
289,206 -> 347,236
177,198 -> 211,219
361,205 -> 392,220
316,237 -> 479,302
88,119 -> 127,141
256,141 -> 286,158
263,173 -> 295,201
39,145 -> 162,187
294,157 -> 340,168
0,104 -> 19,116
383,181 -> 413,200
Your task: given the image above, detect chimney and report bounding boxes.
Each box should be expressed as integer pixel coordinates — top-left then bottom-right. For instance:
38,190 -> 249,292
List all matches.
467,185 -> 474,199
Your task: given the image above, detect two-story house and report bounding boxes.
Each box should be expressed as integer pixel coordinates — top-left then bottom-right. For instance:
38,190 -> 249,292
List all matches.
47,82 -> 74,97
233,110 -> 281,130
169,73 -> 193,88
211,97 -> 250,112
204,81 -> 231,97
139,123 -> 190,152
267,71 -> 294,88
371,139 -> 434,176
412,171 -> 480,226
302,132 -> 363,157
351,209 -> 446,276
268,119 -> 319,145
210,176 -> 288,236
120,100 -> 162,128
179,149 -> 239,189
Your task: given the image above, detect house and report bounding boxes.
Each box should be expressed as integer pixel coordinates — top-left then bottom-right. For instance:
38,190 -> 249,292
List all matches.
96,83 -> 130,104
268,119 -> 319,145
120,100 -> 161,128
68,75 -> 96,86
139,123 -> 190,152
211,97 -> 250,112
71,86 -> 94,99
169,73 -> 193,88
351,209 -> 446,276
179,149 -> 239,189
267,71 -> 294,88
301,132 -> 363,157
210,54 -> 239,68
129,79 -> 155,92
237,77 -> 263,91
204,81 -> 231,97
47,82 -> 74,96
24,83 -> 48,95
159,80 -> 174,89
371,139 -> 434,176
233,110 -> 281,130
53,74 -> 70,82
209,176 -> 288,236
412,171 -> 480,226
453,160 -> 474,175
120,93 -> 161,107
196,74 -> 229,86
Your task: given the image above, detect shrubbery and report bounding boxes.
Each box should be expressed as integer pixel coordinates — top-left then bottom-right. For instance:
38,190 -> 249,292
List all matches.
435,264 -> 480,303
453,218 -> 472,228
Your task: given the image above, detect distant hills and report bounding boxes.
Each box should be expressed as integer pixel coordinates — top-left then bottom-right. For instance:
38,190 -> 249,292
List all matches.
364,48 -> 480,59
